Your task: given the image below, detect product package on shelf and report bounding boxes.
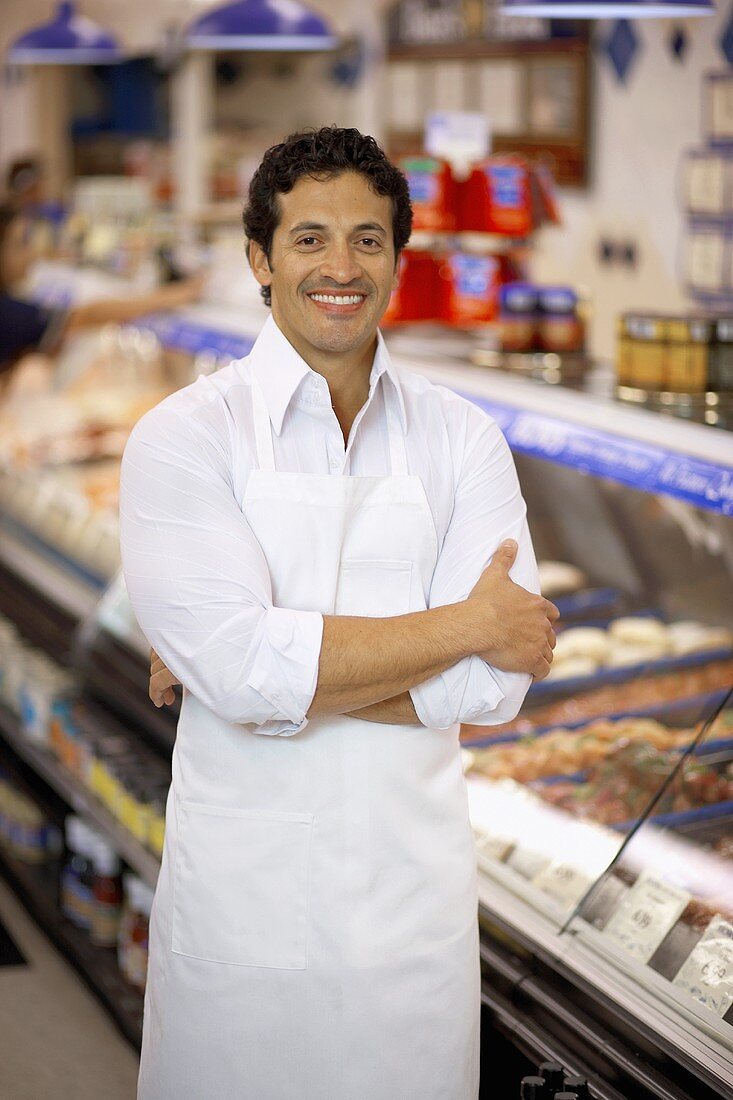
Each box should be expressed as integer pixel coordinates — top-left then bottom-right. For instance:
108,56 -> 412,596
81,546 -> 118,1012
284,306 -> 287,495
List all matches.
0,766 -> 62,864
0,613 -> 168,858
61,814 -> 153,994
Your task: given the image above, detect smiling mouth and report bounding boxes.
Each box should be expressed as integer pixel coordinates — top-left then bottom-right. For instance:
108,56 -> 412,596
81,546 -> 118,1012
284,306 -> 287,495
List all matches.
307,292 -> 366,306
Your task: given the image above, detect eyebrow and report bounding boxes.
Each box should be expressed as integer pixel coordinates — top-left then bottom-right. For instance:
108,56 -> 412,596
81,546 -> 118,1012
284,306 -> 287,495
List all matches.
287,221 -> 387,236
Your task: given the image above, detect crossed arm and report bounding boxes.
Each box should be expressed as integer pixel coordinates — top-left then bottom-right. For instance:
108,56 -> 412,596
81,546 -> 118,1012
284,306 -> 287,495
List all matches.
140,405 -> 557,728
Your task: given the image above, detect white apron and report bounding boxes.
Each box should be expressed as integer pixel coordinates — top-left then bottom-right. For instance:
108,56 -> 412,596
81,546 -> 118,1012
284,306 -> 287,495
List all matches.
137,378 -> 480,1100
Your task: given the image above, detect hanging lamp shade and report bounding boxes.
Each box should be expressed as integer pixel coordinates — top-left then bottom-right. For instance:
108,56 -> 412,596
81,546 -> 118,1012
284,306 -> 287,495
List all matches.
7,2 -> 121,65
501,0 -> 713,16
185,0 -> 338,52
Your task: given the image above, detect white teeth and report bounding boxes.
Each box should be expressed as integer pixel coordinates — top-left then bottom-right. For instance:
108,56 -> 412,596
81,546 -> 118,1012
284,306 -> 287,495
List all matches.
309,294 -> 363,305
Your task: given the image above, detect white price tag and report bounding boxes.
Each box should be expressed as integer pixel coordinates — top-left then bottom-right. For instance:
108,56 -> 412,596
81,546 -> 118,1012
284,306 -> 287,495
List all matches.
674,915 -> 733,1018
476,833 -> 514,862
532,859 -> 594,909
604,873 -> 691,963
425,110 -> 490,165
507,846 -> 549,881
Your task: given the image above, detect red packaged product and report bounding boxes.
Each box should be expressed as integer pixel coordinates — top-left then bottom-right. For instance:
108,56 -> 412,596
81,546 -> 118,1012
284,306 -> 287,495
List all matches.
459,156 -> 533,237
439,252 -> 502,326
530,162 -> 561,227
400,156 -> 457,232
381,249 -> 441,326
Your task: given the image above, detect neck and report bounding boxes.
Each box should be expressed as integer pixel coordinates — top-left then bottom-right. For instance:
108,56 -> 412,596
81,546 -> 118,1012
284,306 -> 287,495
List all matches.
272,312 -> 378,443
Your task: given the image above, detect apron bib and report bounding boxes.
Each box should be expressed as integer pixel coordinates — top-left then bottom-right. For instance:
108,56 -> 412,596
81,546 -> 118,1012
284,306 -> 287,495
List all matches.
138,378 -> 480,1100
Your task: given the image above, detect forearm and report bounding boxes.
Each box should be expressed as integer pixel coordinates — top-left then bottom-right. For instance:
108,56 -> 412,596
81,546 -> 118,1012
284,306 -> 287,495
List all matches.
346,691 -> 420,725
66,283 -> 195,331
308,603 -> 477,718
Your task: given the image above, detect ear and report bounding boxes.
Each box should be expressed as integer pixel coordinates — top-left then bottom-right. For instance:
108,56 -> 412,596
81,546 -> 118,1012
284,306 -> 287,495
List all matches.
391,256 -> 401,293
249,240 -> 272,292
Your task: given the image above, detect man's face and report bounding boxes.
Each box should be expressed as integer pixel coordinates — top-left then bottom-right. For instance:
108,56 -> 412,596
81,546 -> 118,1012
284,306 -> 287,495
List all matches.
250,171 -> 399,361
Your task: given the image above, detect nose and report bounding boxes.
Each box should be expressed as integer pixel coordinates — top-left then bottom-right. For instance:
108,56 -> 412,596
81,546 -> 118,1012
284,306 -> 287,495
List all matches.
318,239 -> 363,285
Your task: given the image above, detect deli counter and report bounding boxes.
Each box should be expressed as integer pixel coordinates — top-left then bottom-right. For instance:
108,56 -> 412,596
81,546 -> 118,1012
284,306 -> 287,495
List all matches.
0,295 -> 731,1100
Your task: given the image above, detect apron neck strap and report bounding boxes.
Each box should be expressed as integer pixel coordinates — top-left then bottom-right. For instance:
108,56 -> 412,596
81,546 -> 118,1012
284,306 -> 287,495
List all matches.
250,378 -> 276,472
385,386 -> 408,477
250,372 -> 409,477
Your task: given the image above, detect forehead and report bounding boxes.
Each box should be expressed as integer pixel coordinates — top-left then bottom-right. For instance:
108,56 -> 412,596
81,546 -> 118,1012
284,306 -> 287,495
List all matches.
275,171 -> 392,231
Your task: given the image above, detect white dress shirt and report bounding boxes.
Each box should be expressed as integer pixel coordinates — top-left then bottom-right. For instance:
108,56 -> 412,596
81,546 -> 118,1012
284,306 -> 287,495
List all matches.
119,315 -> 538,736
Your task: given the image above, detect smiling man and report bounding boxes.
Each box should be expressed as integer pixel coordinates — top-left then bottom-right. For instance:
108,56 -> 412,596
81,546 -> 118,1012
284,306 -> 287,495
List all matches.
120,128 -> 557,1100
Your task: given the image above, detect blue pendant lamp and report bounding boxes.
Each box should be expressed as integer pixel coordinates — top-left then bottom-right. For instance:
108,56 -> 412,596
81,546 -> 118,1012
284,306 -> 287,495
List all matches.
185,0 -> 338,52
502,0 -> 713,15
7,2 -> 121,64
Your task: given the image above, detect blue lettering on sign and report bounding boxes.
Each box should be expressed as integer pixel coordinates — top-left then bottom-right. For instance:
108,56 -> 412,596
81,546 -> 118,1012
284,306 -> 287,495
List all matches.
486,164 -> 522,209
450,254 -> 497,298
135,315 -> 255,361
407,171 -> 439,206
457,390 -> 733,516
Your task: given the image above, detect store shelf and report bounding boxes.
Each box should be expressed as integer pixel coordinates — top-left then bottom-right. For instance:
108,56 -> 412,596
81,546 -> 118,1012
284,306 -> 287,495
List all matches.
395,353 -> 733,514
0,706 -> 161,890
0,520 -> 104,624
0,849 -> 143,1050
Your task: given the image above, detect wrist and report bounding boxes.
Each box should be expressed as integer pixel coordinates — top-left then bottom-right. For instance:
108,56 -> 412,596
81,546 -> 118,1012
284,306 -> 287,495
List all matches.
459,597 -> 501,662
435,600 -> 485,662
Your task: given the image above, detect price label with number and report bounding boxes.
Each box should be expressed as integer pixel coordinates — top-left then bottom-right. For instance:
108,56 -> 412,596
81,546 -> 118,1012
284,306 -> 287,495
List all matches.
532,858 -> 594,910
506,846 -> 549,881
475,833 -> 514,862
604,873 -> 691,963
673,915 -> 733,1018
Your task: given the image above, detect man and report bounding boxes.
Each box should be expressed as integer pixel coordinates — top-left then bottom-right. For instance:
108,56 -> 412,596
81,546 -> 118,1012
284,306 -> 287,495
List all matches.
120,127 -> 558,1100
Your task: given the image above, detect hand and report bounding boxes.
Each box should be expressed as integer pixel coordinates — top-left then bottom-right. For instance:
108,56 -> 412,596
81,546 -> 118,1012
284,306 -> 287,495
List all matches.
149,648 -> 180,707
465,540 -> 559,681
176,272 -> 206,303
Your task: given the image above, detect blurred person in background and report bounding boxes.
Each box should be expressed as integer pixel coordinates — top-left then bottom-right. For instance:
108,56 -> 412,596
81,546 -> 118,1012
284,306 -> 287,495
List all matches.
6,156 -> 46,216
0,202 -> 203,382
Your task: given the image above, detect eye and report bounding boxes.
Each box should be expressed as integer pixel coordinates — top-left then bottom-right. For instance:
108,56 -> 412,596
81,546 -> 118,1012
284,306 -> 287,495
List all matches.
296,236 -> 321,248
359,237 -> 381,248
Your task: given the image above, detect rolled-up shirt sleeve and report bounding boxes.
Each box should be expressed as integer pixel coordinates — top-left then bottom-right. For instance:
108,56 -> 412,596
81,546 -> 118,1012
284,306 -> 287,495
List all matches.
119,404 -> 323,735
409,404 -> 539,729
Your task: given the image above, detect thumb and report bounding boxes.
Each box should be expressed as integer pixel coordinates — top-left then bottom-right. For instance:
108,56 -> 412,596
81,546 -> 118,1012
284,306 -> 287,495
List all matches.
491,539 -> 518,572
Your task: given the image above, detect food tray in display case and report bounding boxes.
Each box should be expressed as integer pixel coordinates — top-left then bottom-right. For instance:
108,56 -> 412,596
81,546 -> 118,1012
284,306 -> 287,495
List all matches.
461,659 -> 733,746
528,644 -> 733,702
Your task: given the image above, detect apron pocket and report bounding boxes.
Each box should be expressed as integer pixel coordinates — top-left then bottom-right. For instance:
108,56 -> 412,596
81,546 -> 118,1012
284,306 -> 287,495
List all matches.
172,801 -> 314,969
337,558 -> 413,617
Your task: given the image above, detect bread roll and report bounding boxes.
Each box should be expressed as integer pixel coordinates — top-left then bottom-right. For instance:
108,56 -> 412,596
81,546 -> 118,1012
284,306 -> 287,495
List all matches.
554,627 -> 609,663
605,641 -> 667,668
538,560 -> 586,597
666,622 -> 733,656
545,655 -> 600,680
608,616 -> 669,647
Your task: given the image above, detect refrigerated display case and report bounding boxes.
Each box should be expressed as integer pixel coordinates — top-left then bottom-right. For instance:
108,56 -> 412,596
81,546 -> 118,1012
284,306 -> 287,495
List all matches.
0,296 -> 731,1098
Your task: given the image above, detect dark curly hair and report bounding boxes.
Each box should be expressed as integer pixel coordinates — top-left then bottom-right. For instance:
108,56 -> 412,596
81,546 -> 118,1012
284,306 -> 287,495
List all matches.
243,127 -> 412,306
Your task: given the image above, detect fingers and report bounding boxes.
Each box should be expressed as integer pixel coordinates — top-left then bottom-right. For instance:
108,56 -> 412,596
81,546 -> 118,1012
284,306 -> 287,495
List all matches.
489,539 -> 518,574
547,627 -> 557,650
543,599 -> 561,623
531,656 -> 552,681
149,667 -> 180,708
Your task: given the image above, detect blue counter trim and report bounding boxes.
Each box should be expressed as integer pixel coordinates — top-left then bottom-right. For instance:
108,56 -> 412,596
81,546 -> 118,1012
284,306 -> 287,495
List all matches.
458,389 -> 733,515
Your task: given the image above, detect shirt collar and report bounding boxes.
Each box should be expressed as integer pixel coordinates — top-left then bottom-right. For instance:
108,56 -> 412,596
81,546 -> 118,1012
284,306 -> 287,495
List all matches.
246,314 -> 407,436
